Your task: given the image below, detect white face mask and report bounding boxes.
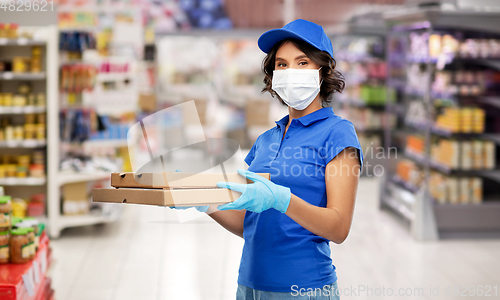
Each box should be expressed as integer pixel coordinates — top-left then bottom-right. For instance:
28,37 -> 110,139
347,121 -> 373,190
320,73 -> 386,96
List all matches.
271,67 -> 322,110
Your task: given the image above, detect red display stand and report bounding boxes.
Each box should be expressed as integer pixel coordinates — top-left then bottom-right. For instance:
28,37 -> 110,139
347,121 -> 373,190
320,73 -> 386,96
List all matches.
0,232 -> 53,300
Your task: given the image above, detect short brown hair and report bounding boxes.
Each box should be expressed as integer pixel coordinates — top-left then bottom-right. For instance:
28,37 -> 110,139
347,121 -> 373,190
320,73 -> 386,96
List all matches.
261,39 -> 345,107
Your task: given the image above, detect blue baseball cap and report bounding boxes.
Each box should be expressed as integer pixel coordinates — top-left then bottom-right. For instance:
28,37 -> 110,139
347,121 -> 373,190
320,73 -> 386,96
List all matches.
258,19 -> 333,58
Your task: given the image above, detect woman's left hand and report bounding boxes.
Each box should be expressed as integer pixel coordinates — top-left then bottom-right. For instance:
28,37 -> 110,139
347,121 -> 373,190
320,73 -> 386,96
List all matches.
217,169 -> 291,213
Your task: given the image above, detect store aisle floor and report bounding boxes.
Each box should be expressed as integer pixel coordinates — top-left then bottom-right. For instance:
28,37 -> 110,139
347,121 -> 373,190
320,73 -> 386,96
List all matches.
49,177 -> 500,300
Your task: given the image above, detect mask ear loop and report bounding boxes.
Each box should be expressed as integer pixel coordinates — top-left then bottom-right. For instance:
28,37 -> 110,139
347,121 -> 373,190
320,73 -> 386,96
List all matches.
318,66 -> 323,86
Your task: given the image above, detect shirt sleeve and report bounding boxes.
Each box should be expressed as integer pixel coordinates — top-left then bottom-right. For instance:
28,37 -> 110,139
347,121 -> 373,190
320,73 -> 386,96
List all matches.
321,120 -> 364,169
244,139 -> 258,166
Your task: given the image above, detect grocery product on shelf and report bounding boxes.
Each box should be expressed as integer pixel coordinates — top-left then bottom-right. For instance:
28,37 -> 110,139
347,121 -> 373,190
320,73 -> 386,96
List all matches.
11,198 -> 27,218
60,64 -> 97,93
406,135 -> 425,156
0,46 -> 44,74
395,159 -> 424,189
15,222 -> 35,259
429,172 -> 483,205
0,82 -> 45,108
27,194 -> 45,217
0,195 -> 12,231
0,152 -> 46,178
430,138 -> 495,170
434,106 -> 485,133
0,230 -> 9,264
9,228 -> 29,264
0,23 -> 19,39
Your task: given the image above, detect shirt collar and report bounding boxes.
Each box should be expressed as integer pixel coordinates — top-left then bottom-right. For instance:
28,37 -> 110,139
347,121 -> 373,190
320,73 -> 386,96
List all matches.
275,107 -> 334,128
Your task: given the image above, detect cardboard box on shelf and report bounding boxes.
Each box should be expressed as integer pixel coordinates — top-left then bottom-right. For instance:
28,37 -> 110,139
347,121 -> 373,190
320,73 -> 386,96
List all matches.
138,93 -> 156,112
62,182 -> 89,215
110,172 -> 270,189
246,99 -> 270,126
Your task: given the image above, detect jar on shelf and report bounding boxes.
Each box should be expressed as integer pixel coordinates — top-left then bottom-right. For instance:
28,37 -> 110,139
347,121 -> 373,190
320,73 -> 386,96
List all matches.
2,93 -> 13,106
28,93 -> 36,106
0,230 -> 9,264
21,218 -> 39,251
13,126 -> 23,140
6,24 -> 18,39
36,93 -> 45,106
16,222 -> 35,259
6,165 -> 16,177
13,94 -> 27,106
0,166 -> 5,178
12,57 -> 27,73
17,83 -> 30,95
36,124 -> 45,140
37,113 -> 46,124
31,59 -> 41,73
5,126 -> 14,140
0,195 -> 12,231
24,124 -> 35,139
0,24 -> 7,38
29,164 -> 44,178
9,228 -> 30,264
11,198 -> 27,218
18,155 -> 30,166
16,165 -> 27,178
25,114 -> 35,124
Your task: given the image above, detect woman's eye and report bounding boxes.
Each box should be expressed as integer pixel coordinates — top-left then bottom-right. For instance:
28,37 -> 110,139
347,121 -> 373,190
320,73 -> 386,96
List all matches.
299,61 -> 308,66
277,63 -> 286,68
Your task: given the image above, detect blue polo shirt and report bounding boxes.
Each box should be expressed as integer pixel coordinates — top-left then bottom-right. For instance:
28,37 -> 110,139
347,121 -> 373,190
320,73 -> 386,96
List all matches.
239,107 -> 363,292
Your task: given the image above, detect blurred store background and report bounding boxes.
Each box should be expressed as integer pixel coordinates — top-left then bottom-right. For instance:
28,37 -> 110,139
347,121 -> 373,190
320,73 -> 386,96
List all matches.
0,0 -> 500,299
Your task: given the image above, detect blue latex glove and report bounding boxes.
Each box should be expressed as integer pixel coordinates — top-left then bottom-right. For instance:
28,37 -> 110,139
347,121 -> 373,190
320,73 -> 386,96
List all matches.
169,169 -> 210,213
216,169 -> 291,213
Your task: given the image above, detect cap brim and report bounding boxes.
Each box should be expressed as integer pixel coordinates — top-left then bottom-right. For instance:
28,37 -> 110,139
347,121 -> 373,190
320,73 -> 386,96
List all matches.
258,28 -> 318,54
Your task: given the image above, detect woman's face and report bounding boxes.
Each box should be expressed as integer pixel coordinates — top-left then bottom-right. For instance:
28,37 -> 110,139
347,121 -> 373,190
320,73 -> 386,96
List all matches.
274,41 -> 321,71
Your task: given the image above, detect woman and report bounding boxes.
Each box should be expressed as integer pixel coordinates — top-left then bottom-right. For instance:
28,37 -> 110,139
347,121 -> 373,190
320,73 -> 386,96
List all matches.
188,19 -> 363,299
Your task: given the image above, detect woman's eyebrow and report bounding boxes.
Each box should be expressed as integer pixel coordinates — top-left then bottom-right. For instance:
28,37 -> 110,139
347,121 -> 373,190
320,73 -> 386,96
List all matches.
275,57 -> 287,62
295,54 -> 308,61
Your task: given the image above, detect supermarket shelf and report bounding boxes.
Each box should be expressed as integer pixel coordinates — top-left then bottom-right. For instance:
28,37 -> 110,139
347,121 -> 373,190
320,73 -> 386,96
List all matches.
391,174 -> 420,194
475,170 -> 500,184
434,201 -> 500,231
381,193 -> 414,221
404,148 -> 427,165
95,73 -> 133,82
338,98 -> 387,109
58,171 -> 111,186
0,37 -> 46,46
0,106 -> 46,114
479,96 -> 500,110
353,126 -> 384,134
406,121 -> 428,132
0,72 -> 46,80
0,139 -> 46,148
404,148 -> 500,179
431,127 -> 500,144
59,213 -> 121,229
0,177 -> 46,186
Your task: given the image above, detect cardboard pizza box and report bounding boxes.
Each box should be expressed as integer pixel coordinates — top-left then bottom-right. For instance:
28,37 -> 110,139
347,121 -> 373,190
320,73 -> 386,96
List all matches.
110,172 -> 270,189
92,187 -> 241,207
